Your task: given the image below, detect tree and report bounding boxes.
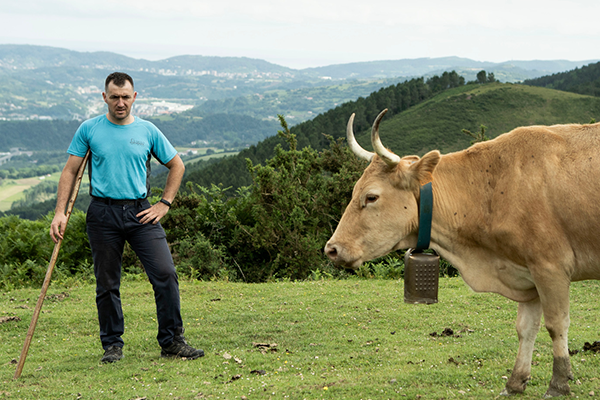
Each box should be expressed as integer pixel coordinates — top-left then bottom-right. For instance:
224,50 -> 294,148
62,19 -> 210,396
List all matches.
477,70 -> 487,84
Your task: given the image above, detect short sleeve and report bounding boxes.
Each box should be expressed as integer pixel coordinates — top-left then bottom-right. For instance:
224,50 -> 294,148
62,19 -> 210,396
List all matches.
67,121 -> 91,157
149,123 -> 177,165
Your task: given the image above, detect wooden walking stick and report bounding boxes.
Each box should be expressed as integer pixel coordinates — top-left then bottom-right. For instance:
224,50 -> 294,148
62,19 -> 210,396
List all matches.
14,150 -> 90,379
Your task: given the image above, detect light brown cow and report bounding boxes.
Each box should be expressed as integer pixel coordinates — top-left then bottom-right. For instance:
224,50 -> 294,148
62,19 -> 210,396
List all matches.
325,109 -> 600,397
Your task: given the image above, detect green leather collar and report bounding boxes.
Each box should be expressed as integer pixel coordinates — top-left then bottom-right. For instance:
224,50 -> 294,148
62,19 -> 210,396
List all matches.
415,181 -> 433,251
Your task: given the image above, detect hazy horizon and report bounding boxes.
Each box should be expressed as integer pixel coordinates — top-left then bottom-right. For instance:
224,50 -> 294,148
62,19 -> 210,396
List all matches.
1,0 -> 599,69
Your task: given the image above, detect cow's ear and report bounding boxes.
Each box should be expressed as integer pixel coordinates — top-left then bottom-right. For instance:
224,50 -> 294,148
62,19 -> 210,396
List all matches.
409,150 -> 440,185
401,155 -> 420,164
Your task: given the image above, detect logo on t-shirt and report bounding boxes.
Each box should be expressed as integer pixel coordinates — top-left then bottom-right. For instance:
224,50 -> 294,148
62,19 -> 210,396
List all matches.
130,138 -> 146,146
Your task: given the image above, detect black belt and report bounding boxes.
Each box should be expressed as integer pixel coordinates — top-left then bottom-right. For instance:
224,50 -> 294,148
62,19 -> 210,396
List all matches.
92,196 -> 146,206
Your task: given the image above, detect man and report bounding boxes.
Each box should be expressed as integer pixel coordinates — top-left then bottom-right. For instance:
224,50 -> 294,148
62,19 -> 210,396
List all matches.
50,72 -> 203,363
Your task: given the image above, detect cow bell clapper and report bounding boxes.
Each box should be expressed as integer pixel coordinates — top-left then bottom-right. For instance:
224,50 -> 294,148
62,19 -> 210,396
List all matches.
404,181 -> 440,304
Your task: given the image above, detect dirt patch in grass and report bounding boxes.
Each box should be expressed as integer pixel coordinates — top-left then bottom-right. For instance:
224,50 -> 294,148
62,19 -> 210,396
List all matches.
570,340 -> 600,355
0,316 -> 21,324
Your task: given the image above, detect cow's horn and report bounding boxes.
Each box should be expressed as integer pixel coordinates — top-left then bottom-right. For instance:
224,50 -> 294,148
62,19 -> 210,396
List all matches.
347,113 -> 374,161
371,109 -> 401,166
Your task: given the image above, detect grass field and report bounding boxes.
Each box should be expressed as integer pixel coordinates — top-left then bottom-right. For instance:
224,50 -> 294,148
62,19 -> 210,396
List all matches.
2,277 -> 600,399
0,173 -> 61,212
0,146 -> 235,213
182,150 -> 241,165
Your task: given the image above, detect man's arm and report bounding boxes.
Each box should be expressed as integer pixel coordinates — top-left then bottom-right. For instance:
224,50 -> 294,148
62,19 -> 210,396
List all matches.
137,154 -> 185,225
50,155 -> 85,243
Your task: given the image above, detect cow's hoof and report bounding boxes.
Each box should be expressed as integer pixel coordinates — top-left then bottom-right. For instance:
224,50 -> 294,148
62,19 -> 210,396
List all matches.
544,387 -> 571,398
503,376 -> 529,396
500,384 -> 526,396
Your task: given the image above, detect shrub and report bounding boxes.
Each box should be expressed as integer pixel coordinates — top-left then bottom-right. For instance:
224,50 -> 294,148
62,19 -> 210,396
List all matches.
0,210 -> 93,289
161,116 -> 366,282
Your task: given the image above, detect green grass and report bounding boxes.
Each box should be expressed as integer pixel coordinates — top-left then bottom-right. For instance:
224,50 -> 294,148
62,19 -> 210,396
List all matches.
2,278 -> 600,399
182,150 -> 241,165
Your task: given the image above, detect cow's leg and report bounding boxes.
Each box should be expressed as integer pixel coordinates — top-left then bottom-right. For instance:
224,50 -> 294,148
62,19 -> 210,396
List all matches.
537,278 -> 573,397
501,298 -> 542,396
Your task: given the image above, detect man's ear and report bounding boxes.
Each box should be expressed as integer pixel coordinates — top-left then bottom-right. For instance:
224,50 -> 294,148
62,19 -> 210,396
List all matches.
409,150 -> 440,185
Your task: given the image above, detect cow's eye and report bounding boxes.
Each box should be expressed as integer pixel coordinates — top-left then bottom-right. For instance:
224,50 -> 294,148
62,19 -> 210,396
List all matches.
365,194 -> 379,204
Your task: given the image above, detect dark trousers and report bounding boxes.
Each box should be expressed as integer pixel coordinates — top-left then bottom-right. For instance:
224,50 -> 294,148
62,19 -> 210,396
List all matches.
86,199 -> 183,350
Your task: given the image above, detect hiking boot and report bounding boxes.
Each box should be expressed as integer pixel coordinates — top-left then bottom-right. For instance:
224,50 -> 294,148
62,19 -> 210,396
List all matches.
101,345 -> 123,363
161,328 -> 204,360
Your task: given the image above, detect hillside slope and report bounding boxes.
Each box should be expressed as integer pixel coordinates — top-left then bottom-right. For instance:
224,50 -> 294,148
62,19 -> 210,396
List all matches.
182,82 -> 600,191
358,83 -> 600,156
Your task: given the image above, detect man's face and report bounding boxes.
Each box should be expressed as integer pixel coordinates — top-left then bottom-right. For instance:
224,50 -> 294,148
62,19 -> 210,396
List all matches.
102,80 -> 137,123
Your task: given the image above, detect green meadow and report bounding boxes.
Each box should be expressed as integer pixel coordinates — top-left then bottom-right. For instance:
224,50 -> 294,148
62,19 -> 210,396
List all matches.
2,277 -> 600,399
0,173 -> 61,212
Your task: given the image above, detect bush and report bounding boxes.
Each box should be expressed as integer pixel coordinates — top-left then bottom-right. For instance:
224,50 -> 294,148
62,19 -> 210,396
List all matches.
0,210 -> 93,289
162,116 -> 458,282
161,116 -> 367,282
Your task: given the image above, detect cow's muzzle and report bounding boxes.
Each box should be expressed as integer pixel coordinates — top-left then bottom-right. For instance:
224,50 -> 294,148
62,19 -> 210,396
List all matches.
324,241 -> 360,270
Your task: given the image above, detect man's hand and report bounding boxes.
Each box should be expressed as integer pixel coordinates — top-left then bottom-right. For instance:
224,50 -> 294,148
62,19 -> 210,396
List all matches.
50,212 -> 68,243
50,154 -> 85,243
136,202 -> 170,224
136,155 -> 183,225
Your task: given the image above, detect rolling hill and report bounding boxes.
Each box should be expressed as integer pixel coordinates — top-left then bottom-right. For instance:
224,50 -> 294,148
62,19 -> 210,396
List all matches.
180,81 -> 600,191
356,83 -> 600,156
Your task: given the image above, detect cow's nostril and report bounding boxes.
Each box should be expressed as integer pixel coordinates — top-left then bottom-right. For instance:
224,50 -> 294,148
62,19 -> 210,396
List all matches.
325,243 -> 338,260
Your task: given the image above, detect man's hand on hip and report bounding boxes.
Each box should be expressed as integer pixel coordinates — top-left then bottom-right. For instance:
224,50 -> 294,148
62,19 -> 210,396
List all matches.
137,202 -> 169,224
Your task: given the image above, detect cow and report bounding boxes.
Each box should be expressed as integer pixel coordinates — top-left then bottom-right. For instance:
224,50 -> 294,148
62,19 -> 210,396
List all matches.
324,109 -> 600,397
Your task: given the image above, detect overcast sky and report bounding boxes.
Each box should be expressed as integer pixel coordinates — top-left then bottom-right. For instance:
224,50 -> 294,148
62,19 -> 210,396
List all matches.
1,0 -> 599,69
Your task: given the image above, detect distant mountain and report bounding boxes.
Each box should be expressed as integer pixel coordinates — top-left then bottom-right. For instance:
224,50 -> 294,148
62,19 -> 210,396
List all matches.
4,45 -> 592,81
1,43 -> 598,131
0,44 -> 293,74
302,57 -> 485,79
301,57 -> 599,82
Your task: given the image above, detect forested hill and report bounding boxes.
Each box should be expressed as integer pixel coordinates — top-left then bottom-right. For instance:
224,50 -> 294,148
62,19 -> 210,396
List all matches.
180,71 -> 600,191
353,83 -> 600,156
523,61 -> 600,97
181,72 -> 467,189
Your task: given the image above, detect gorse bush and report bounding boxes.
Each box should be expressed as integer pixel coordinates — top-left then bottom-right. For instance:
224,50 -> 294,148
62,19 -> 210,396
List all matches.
243,119 -> 364,281
0,210 -> 94,289
161,116 -> 368,282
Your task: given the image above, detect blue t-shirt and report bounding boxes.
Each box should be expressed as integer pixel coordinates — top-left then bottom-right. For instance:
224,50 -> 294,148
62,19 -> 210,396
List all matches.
67,115 -> 177,199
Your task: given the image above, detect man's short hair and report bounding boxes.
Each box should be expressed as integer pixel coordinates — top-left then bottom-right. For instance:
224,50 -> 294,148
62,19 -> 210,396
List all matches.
105,72 -> 134,91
